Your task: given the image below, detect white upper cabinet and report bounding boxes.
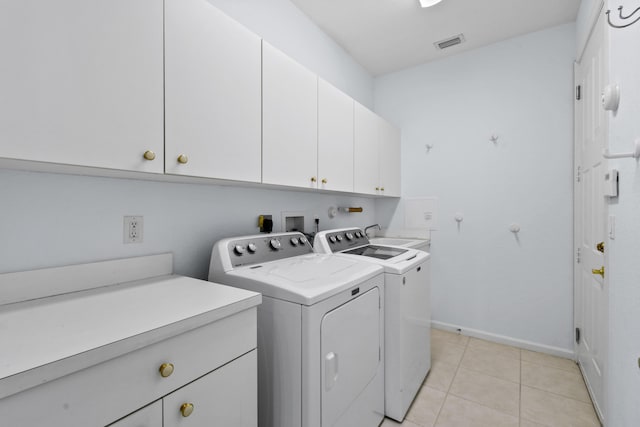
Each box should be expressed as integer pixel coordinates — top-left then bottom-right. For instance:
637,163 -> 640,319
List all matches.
0,0 -> 164,173
354,103 -> 381,195
318,79 -> 354,193
164,0 -> 261,182
354,103 -> 401,197
262,42 -> 318,189
379,119 -> 401,197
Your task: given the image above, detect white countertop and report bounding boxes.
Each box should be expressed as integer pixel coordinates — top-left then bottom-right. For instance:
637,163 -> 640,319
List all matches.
0,274 -> 261,400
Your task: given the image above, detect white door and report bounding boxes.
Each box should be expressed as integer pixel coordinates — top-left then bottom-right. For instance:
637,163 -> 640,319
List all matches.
321,288 -> 380,427
262,42 -> 318,189
378,118 -> 401,197
354,103 -> 380,195
318,79 -> 354,192
163,350 -> 257,427
574,9 -> 607,421
108,401 -> 162,427
165,0 -> 261,182
0,0 -> 164,173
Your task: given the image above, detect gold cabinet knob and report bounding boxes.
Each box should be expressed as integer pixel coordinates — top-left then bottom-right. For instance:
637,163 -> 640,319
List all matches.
311,177 -> 317,183
596,242 -> 605,253
375,187 -> 380,191
159,363 -> 174,378
380,187 -> 385,191
592,266 -> 605,278
143,150 -> 156,161
177,154 -> 189,164
321,178 -> 327,184
180,403 -> 194,417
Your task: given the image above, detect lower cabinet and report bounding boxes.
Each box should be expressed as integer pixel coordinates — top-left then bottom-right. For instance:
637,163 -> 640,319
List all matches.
111,351 -> 257,427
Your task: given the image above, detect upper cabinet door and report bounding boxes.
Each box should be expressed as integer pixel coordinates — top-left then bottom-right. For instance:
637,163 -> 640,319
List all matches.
379,119 -> 401,197
165,0 -> 261,182
0,0 -> 164,173
353,103 -> 380,195
262,42 -> 318,189
318,79 -> 354,193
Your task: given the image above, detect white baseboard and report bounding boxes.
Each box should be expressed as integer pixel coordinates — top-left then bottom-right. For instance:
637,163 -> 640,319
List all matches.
431,320 -> 575,360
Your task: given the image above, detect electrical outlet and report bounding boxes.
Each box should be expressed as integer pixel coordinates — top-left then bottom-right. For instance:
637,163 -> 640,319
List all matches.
124,216 -> 143,244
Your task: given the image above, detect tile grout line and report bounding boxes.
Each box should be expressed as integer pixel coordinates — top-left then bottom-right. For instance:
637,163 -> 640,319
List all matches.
431,333 -> 469,427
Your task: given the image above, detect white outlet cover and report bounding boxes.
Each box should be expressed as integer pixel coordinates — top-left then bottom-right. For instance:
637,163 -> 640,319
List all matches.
123,216 -> 144,244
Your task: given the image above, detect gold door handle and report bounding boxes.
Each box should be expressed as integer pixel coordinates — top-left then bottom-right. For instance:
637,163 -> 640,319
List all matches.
158,363 -> 174,378
177,154 -> 189,164
592,266 -> 605,278
180,403 -> 194,417
596,242 -> 605,253
143,150 -> 156,161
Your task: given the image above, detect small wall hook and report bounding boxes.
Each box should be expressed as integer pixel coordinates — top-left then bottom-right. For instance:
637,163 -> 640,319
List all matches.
489,134 -> 499,144
509,223 -> 521,233
607,5 -> 640,29
425,144 -> 433,153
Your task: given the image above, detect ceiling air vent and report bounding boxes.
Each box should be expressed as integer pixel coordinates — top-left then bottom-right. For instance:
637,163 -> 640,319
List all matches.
434,33 -> 465,50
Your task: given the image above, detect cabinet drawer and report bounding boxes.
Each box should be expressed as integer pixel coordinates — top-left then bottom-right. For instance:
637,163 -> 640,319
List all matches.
163,350 -> 257,427
0,308 -> 256,427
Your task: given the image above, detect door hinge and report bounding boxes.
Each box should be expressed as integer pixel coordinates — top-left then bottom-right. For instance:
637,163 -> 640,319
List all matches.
576,85 -> 582,100
576,166 -> 581,183
575,327 -> 581,344
576,247 -> 581,264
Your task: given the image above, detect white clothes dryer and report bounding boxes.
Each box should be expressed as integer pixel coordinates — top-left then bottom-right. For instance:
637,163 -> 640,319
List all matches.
209,232 -> 385,427
314,228 -> 431,422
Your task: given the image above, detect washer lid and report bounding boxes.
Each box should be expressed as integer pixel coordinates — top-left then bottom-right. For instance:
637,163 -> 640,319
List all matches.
214,254 -> 383,305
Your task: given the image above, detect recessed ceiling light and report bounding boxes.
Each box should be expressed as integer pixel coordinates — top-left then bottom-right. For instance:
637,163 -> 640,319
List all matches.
419,0 -> 443,7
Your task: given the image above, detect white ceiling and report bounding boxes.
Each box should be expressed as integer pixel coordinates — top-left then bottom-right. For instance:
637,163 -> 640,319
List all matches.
289,0 -> 581,76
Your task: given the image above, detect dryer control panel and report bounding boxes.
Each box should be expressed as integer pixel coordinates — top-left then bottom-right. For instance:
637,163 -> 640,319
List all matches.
225,232 -> 313,267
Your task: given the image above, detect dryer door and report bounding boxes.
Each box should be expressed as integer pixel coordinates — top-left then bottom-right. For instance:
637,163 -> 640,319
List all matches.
321,287 -> 381,427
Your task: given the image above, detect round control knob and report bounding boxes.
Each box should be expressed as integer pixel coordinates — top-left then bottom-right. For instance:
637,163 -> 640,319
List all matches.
329,236 -> 337,243
234,245 -> 245,255
335,235 -> 343,242
247,243 -> 257,253
159,363 -> 174,378
299,236 -> 307,244
290,237 -> 299,246
180,403 -> 194,418
355,231 -> 362,238
345,232 -> 353,240
270,239 -> 281,250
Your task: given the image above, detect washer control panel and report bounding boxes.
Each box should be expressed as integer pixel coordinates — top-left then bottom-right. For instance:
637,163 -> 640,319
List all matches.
227,232 -> 313,267
323,228 -> 369,252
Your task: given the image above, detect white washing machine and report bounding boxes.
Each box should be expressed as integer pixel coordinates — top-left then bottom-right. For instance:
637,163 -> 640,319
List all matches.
209,232 -> 385,427
314,228 -> 431,422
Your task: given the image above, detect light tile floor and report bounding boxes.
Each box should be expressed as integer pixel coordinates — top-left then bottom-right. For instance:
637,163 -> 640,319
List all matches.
381,329 -> 601,427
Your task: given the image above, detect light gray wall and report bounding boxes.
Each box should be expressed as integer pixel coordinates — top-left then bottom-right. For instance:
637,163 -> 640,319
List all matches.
0,169 -> 376,278
208,0 -> 374,108
374,24 -> 576,352
604,0 -> 640,423
0,0 -> 377,280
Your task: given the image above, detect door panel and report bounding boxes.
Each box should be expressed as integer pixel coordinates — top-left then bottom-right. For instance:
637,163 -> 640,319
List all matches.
574,9 -> 607,421
321,288 -> 380,427
165,0 -> 261,182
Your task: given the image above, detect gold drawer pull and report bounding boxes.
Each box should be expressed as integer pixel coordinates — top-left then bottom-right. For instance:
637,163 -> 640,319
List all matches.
159,363 -> 174,378
180,403 -> 194,417
143,150 -> 156,161
321,178 -> 327,184
311,177 -> 317,183
177,154 -> 189,164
